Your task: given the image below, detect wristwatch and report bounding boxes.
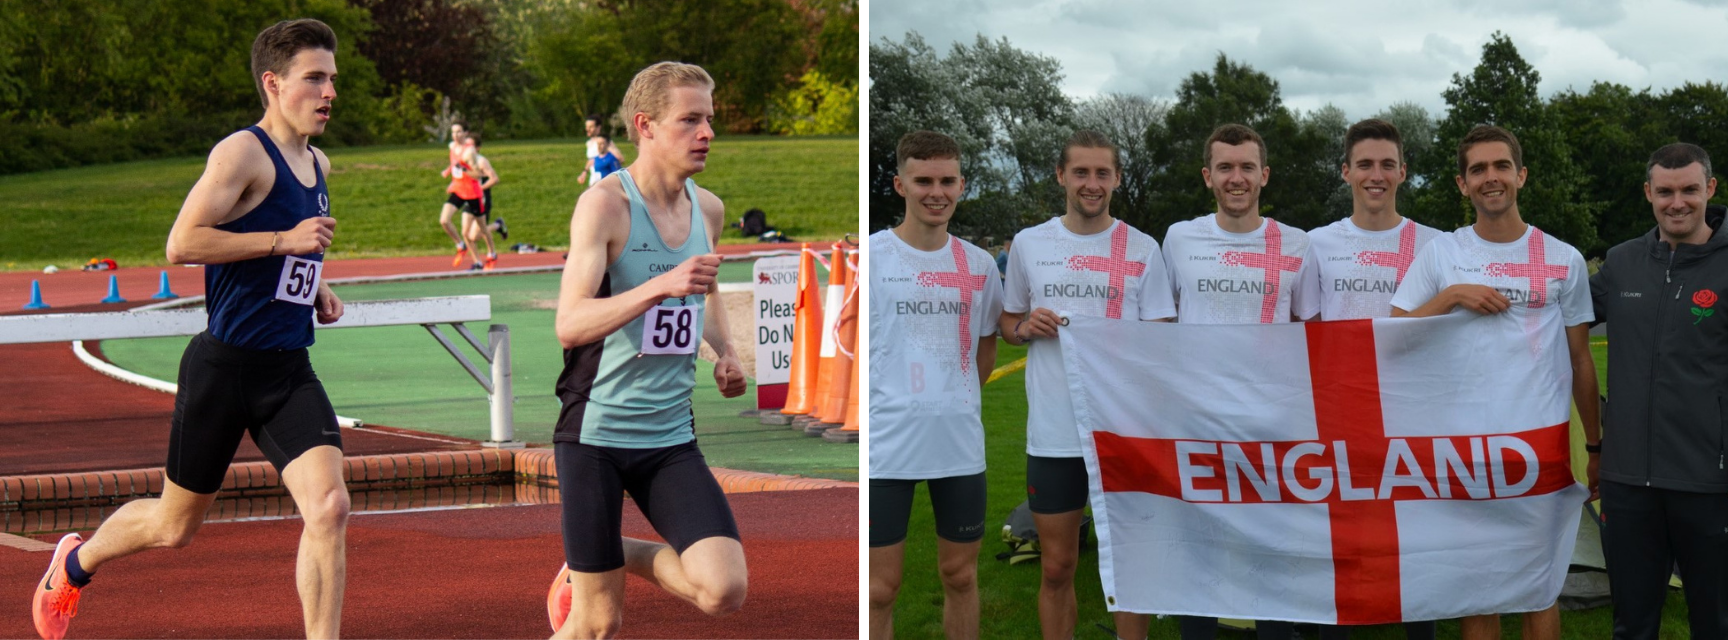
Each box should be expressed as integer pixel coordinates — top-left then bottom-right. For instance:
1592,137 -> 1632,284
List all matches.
1584,441 -> 1602,454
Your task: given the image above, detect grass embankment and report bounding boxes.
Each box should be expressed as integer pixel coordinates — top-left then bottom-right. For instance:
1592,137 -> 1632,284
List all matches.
0,135 -> 858,271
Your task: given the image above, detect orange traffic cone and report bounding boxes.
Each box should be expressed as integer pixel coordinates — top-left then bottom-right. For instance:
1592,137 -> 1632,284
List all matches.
815,252 -> 857,427
800,242 -> 848,427
824,352 -> 860,443
780,244 -> 822,417
811,251 -> 858,432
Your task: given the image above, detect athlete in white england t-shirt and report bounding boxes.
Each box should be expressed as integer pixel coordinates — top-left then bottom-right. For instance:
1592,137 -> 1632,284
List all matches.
1307,119 -> 1443,323
1388,125 -> 1600,640
1162,126 -> 1319,328
1307,120 -> 1443,640
1160,124 -> 1315,640
1000,131 -> 1173,640
868,131 -> 1002,640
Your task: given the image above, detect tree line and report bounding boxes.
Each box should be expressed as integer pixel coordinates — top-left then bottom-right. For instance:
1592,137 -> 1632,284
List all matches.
0,0 -> 858,175
869,32 -> 1728,257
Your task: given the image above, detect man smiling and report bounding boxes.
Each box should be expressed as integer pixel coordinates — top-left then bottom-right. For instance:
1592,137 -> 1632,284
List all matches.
999,129 -> 1174,640
1589,142 -> 1728,640
1390,125 -> 1600,640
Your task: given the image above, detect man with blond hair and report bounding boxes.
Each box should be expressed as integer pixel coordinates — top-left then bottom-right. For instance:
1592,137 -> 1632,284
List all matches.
543,61 -> 750,639
33,18 -> 350,640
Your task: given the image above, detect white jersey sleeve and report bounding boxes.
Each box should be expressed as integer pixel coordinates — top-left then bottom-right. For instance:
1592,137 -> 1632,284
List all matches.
1003,228 -> 1032,315
1558,246 -> 1594,327
1136,237 -> 1177,321
1292,243 -> 1321,320
1390,239 -> 1448,314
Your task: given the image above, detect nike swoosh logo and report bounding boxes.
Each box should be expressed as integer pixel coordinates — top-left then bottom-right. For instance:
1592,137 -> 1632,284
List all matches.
40,560 -> 59,592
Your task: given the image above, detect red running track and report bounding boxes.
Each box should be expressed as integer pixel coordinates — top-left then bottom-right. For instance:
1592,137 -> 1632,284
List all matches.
0,489 -> 858,639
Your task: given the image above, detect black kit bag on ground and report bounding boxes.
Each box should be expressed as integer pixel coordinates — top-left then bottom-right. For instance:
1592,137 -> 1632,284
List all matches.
996,500 -> 1092,565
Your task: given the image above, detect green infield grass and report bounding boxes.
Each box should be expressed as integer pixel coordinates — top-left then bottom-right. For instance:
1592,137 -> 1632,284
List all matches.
96,271 -> 856,482
883,342 -> 1690,638
0,135 -> 857,272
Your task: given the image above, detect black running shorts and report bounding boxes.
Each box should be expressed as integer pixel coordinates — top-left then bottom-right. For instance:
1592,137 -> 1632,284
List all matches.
445,193 -> 482,216
868,472 -> 987,548
167,332 -> 342,494
1026,455 -> 1090,514
556,440 -> 741,573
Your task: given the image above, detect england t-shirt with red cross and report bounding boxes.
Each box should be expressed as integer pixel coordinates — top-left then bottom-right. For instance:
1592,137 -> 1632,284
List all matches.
1004,217 -> 1176,458
1307,217 -> 1444,320
868,229 -> 1005,480
1390,225 -> 1593,326
1162,214 -> 1321,324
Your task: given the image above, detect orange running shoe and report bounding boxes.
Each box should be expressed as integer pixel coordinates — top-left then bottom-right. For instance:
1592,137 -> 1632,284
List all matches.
32,533 -> 85,640
547,563 -> 572,632
483,256 -> 498,271
451,246 -> 469,267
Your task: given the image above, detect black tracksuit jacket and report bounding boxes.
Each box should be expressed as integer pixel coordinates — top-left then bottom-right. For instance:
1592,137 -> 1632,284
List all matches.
1589,205 -> 1728,493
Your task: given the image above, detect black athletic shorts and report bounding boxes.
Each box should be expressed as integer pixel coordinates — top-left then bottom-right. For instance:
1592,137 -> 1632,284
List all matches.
556,440 -> 741,573
1026,455 -> 1090,514
869,472 -> 987,547
481,188 -> 492,216
167,331 -> 342,494
445,193 -> 482,216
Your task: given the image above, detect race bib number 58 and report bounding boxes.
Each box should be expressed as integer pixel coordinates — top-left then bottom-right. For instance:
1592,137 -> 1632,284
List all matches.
640,303 -> 699,355
276,256 -> 322,306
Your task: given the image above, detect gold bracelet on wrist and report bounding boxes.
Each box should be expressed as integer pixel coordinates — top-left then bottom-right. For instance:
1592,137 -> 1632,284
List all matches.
269,232 -> 280,256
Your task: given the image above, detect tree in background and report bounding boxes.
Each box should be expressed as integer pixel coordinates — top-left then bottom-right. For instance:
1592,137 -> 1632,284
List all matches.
1143,54 -> 1340,237
529,0 -> 805,136
1413,33 -> 1602,252
868,33 -> 1073,243
1074,93 -> 1169,227
349,0 -> 503,133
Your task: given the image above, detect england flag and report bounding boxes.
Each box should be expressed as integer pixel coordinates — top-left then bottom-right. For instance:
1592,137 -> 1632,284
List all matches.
1061,310 -> 1586,624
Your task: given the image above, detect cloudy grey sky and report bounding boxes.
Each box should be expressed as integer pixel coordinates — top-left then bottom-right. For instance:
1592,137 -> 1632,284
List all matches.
868,0 -> 1728,120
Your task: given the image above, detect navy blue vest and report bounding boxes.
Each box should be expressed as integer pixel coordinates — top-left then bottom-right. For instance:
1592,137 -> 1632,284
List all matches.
205,126 -> 329,350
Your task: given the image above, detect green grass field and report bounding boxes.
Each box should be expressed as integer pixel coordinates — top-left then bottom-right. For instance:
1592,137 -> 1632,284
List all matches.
0,135 -> 858,271
886,339 -> 1691,638
97,272 -> 857,482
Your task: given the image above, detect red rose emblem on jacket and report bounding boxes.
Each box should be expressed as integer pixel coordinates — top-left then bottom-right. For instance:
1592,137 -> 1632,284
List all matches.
1695,289 -> 1718,309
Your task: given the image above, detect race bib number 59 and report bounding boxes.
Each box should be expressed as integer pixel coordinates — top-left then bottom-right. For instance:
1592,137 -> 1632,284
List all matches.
276,256 -> 322,306
640,303 -> 699,355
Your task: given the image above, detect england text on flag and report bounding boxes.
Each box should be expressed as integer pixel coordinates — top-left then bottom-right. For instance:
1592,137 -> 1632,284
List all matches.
1060,310 -> 1586,625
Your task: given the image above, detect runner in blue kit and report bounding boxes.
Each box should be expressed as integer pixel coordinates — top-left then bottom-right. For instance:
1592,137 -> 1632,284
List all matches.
32,19 -> 350,640
544,61 -> 750,640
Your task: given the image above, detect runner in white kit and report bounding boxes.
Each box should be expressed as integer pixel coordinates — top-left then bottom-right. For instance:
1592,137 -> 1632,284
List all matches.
1163,123 -> 1320,326
868,130 -> 1003,640
1389,124 -> 1601,640
1308,118 -> 1443,323
1306,119 -> 1441,640
998,129 -> 1175,640
1159,123 -> 1316,640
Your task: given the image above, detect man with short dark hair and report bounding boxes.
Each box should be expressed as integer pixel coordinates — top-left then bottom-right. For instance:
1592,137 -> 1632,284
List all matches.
1304,119 -> 1441,640
1391,125 -> 1600,640
869,129 -> 1003,640
591,132 -> 623,182
1589,142 -> 1728,640
1000,129 -> 1174,640
1161,122 -> 1317,640
32,18 -> 350,640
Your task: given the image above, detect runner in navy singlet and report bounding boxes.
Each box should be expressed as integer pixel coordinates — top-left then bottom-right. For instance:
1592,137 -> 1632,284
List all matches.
31,19 -> 352,640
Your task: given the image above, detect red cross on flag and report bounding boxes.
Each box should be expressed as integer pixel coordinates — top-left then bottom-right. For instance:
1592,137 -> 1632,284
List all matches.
1060,311 -> 1586,624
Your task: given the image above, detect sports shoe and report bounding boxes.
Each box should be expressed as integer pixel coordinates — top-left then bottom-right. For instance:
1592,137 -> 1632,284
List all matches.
468,262 -> 484,271
494,217 -> 509,240
33,533 -> 85,640
483,256 -> 498,271
547,563 -> 572,632
451,246 -> 470,267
